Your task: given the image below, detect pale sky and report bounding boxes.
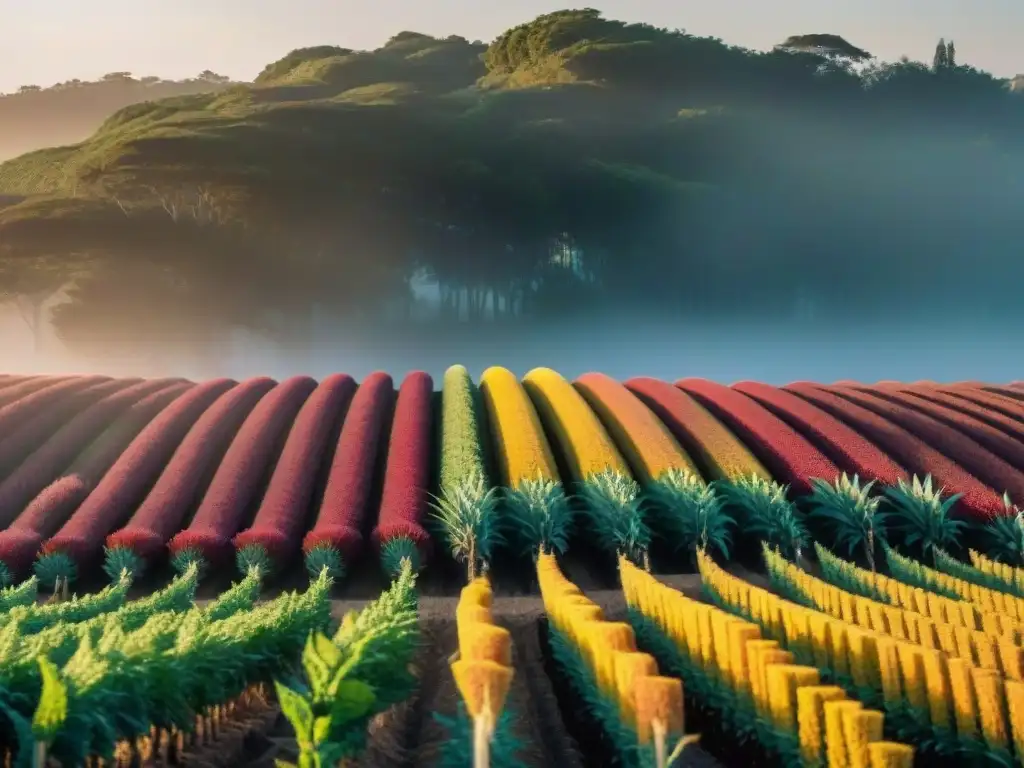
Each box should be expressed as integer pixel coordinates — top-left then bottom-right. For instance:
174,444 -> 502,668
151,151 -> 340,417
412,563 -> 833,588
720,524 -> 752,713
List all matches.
1,0 -> 1020,93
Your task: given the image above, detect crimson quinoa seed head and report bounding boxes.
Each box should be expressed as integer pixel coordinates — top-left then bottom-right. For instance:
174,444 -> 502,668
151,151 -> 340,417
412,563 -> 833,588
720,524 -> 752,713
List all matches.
103,377 -> 276,566
823,385 -> 1024,510
929,385 -> 1024,422
783,382 -> 1006,520
0,378 -> 179,529
731,381 -> 906,486
860,387 -> 1024,472
0,529 -> 46,581
675,378 -> 839,495
104,527 -> 166,560
301,372 -> 396,576
52,378 -> 236,568
230,374 -> 357,573
301,524 -> 363,560
167,376 -> 318,561
372,371 -> 434,556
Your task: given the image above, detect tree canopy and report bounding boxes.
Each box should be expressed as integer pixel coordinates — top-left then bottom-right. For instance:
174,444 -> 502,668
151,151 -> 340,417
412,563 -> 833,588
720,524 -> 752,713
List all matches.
776,34 -> 872,61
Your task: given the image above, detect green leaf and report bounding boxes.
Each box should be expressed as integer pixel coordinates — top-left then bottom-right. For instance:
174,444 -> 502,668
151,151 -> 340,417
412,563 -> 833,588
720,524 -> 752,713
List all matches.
275,680 -> 315,746
317,742 -> 348,766
380,536 -> 420,578
577,469 -> 648,561
504,476 -> 574,556
312,715 -> 333,744
429,474 -> 504,572
31,656 -> 68,743
33,552 -> 78,589
646,469 -> 732,563
302,632 -> 336,693
328,679 -> 376,724
312,631 -> 342,670
338,610 -> 357,636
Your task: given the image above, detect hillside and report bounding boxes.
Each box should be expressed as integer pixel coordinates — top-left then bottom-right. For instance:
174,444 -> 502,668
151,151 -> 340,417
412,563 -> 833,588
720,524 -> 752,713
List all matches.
0,72 -> 237,162
0,8 -> 1021,357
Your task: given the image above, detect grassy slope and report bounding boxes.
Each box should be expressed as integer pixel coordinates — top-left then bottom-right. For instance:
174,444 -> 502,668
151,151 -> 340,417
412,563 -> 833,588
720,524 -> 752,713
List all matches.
0,15 -> 723,239
0,36 -> 490,199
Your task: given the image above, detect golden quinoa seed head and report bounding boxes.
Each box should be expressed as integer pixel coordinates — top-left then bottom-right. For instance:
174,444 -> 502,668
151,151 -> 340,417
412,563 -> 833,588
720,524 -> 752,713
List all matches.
797,685 -> 846,766
460,581 -> 492,609
1006,679 -> 1024,761
461,623 -> 514,667
921,649 -> 952,729
479,365 -> 560,485
635,675 -> 685,744
559,605 -> 604,637
590,622 -> 637,652
456,604 -> 492,649
971,668 -> 1010,751
574,372 -> 699,483
824,699 -> 863,768
522,367 -> 630,480
614,651 -> 659,725
624,377 -> 771,481
866,742 -> 915,768
451,659 -> 514,720
842,708 -> 885,768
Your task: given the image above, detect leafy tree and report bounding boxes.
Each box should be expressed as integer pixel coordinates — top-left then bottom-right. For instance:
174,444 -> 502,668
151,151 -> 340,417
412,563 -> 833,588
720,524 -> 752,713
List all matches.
196,70 -> 230,83
776,33 -> 872,62
0,257 -> 68,353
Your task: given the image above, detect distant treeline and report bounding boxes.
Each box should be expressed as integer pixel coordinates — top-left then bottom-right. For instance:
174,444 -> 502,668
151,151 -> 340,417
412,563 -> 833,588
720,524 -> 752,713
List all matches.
0,71 -> 235,161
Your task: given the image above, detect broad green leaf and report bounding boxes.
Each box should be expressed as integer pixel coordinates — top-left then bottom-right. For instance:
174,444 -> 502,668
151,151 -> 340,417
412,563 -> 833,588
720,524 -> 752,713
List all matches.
328,679 -> 376,724
312,632 -> 342,670
302,633 -> 333,693
275,680 -> 314,746
325,630 -> 378,699
31,656 -> 68,743
312,714 -> 333,744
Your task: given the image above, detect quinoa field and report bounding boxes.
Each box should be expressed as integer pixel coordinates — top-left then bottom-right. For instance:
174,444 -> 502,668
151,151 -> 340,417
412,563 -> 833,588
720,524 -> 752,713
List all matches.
2,368 -> 1024,767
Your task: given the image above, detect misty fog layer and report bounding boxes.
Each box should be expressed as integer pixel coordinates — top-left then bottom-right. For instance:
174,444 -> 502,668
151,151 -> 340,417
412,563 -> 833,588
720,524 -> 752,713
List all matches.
2,306 -> 1017,384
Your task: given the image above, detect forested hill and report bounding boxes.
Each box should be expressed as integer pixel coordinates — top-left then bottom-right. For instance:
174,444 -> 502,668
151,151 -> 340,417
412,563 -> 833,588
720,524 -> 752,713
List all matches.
0,9 -> 1021,357
0,72 -> 236,162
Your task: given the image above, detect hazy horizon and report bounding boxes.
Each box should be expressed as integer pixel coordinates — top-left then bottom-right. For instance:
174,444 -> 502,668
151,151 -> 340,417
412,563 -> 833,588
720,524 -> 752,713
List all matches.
3,306 -> 1019,385
2,0 -> 1021,93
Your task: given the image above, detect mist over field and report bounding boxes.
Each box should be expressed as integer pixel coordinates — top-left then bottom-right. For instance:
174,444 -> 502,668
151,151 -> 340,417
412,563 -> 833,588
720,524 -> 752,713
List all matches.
1,305 -> 1018,384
